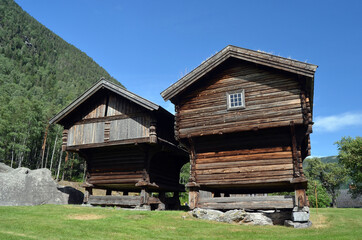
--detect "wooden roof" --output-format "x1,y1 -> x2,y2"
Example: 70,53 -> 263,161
49,79 -> 160,125
161,45 -> 318,102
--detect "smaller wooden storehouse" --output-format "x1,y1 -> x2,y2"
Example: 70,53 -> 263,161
50,79 -> 188,209
161,45 -> 317,212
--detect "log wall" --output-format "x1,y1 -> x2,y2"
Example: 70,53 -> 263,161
176,59 -> 304,139
85,146 -> 145,188
195,146 -> 293,187
188,127 -> 304,192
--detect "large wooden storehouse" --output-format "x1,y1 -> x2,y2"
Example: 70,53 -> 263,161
161,45 -> 317,211
50,79 -> 188,209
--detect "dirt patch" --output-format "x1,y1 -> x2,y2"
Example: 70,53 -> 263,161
68,214 -> 106,220
312,215 -> 328,228
0,231 -> 37,239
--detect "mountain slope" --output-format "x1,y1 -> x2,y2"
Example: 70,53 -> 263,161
0,0 -> 123,171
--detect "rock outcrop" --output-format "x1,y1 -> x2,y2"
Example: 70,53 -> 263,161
191,208 -> 311,227
191,208 -> 285,226
0,163 -> 83,206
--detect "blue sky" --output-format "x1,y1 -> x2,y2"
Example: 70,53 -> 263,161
14,0 -> 362,157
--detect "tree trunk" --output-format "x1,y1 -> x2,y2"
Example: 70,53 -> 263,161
11,137 -> 15,168
18,153 -> 24,168
69,153 -> 74,180
332,191 -> 337,208
44,143 -> 50,168
40,125 -> 49,169
49,135 -> 58,172
56,150 -> 63,181
11,150 -> 14,168
18,133 -> 28,168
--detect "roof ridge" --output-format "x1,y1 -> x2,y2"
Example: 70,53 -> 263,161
161,45 -> 318,101
49,79 -> 159,125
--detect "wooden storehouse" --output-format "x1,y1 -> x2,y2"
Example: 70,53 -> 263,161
50,79 -> 188,209
161,45 -> 317,210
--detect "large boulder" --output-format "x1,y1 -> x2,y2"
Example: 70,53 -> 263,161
0,162 -> 13,173
243,213 -> 273,225
191,208 -> 274,225
0,164 -> 83,206
191,208 -> 292,226
192,208 -> 224,221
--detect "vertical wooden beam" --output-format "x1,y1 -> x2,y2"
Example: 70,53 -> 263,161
62,129 -> 68,151
188,137 -> 197,183
157,192 -> 166,210
173,192 -> 180,210
295,188 -> 307,208
144,145 -> 151,183
297,148 -> 304,177
186,137 -> 200,209
290,121 -> 301,178
174,105 -> 180,140
84,187 -> 93,203
149,122 -> 157,143
189,187 -> 199,210
140,188 -> 149,206
104,121 -> 110,142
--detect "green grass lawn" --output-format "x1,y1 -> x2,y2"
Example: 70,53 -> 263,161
0,206 -> 361,240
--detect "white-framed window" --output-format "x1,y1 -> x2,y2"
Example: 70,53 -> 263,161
227,90 -> 245,110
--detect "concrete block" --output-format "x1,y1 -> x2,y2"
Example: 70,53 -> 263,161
292,211 -> 310,222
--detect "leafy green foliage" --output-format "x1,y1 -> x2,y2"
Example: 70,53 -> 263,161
0,0 -> 123,179
304,157 -> 348,207
179,162 -> 190,205
336,136 -> 362,197
306,180 -> 331,208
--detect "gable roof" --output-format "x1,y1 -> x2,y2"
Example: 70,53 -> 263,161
49,79 -> 159,125
161,45 -> 318,102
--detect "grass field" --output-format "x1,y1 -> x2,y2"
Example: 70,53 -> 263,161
0,206 -> 361,240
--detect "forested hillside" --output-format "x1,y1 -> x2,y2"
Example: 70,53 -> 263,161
0,0 -> 123,178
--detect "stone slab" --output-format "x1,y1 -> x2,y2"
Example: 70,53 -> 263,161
292,211 -> 310,222
285,220 -> 312,228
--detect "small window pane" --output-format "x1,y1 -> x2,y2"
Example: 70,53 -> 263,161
228,90 -> 245,109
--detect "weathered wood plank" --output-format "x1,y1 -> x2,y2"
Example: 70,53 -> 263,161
197,146 -> 291,158
89,195 -> 142,206
196,151 -> 292,164
195,164 -> 293,175
198,196 -> 294,209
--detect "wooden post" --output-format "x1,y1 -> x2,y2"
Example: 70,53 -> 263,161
104,121 -> 110,142
140,188 -> 149,206
173,191 -> 180,210
62,129 -> 68,151
189,187 -> 199,209
84,187 -> 93,203
188,137 -> 197,183
290,122 -> 301,178
149,122 -> 157,143
295,188 -> 307,208
157,192 -> 166,210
